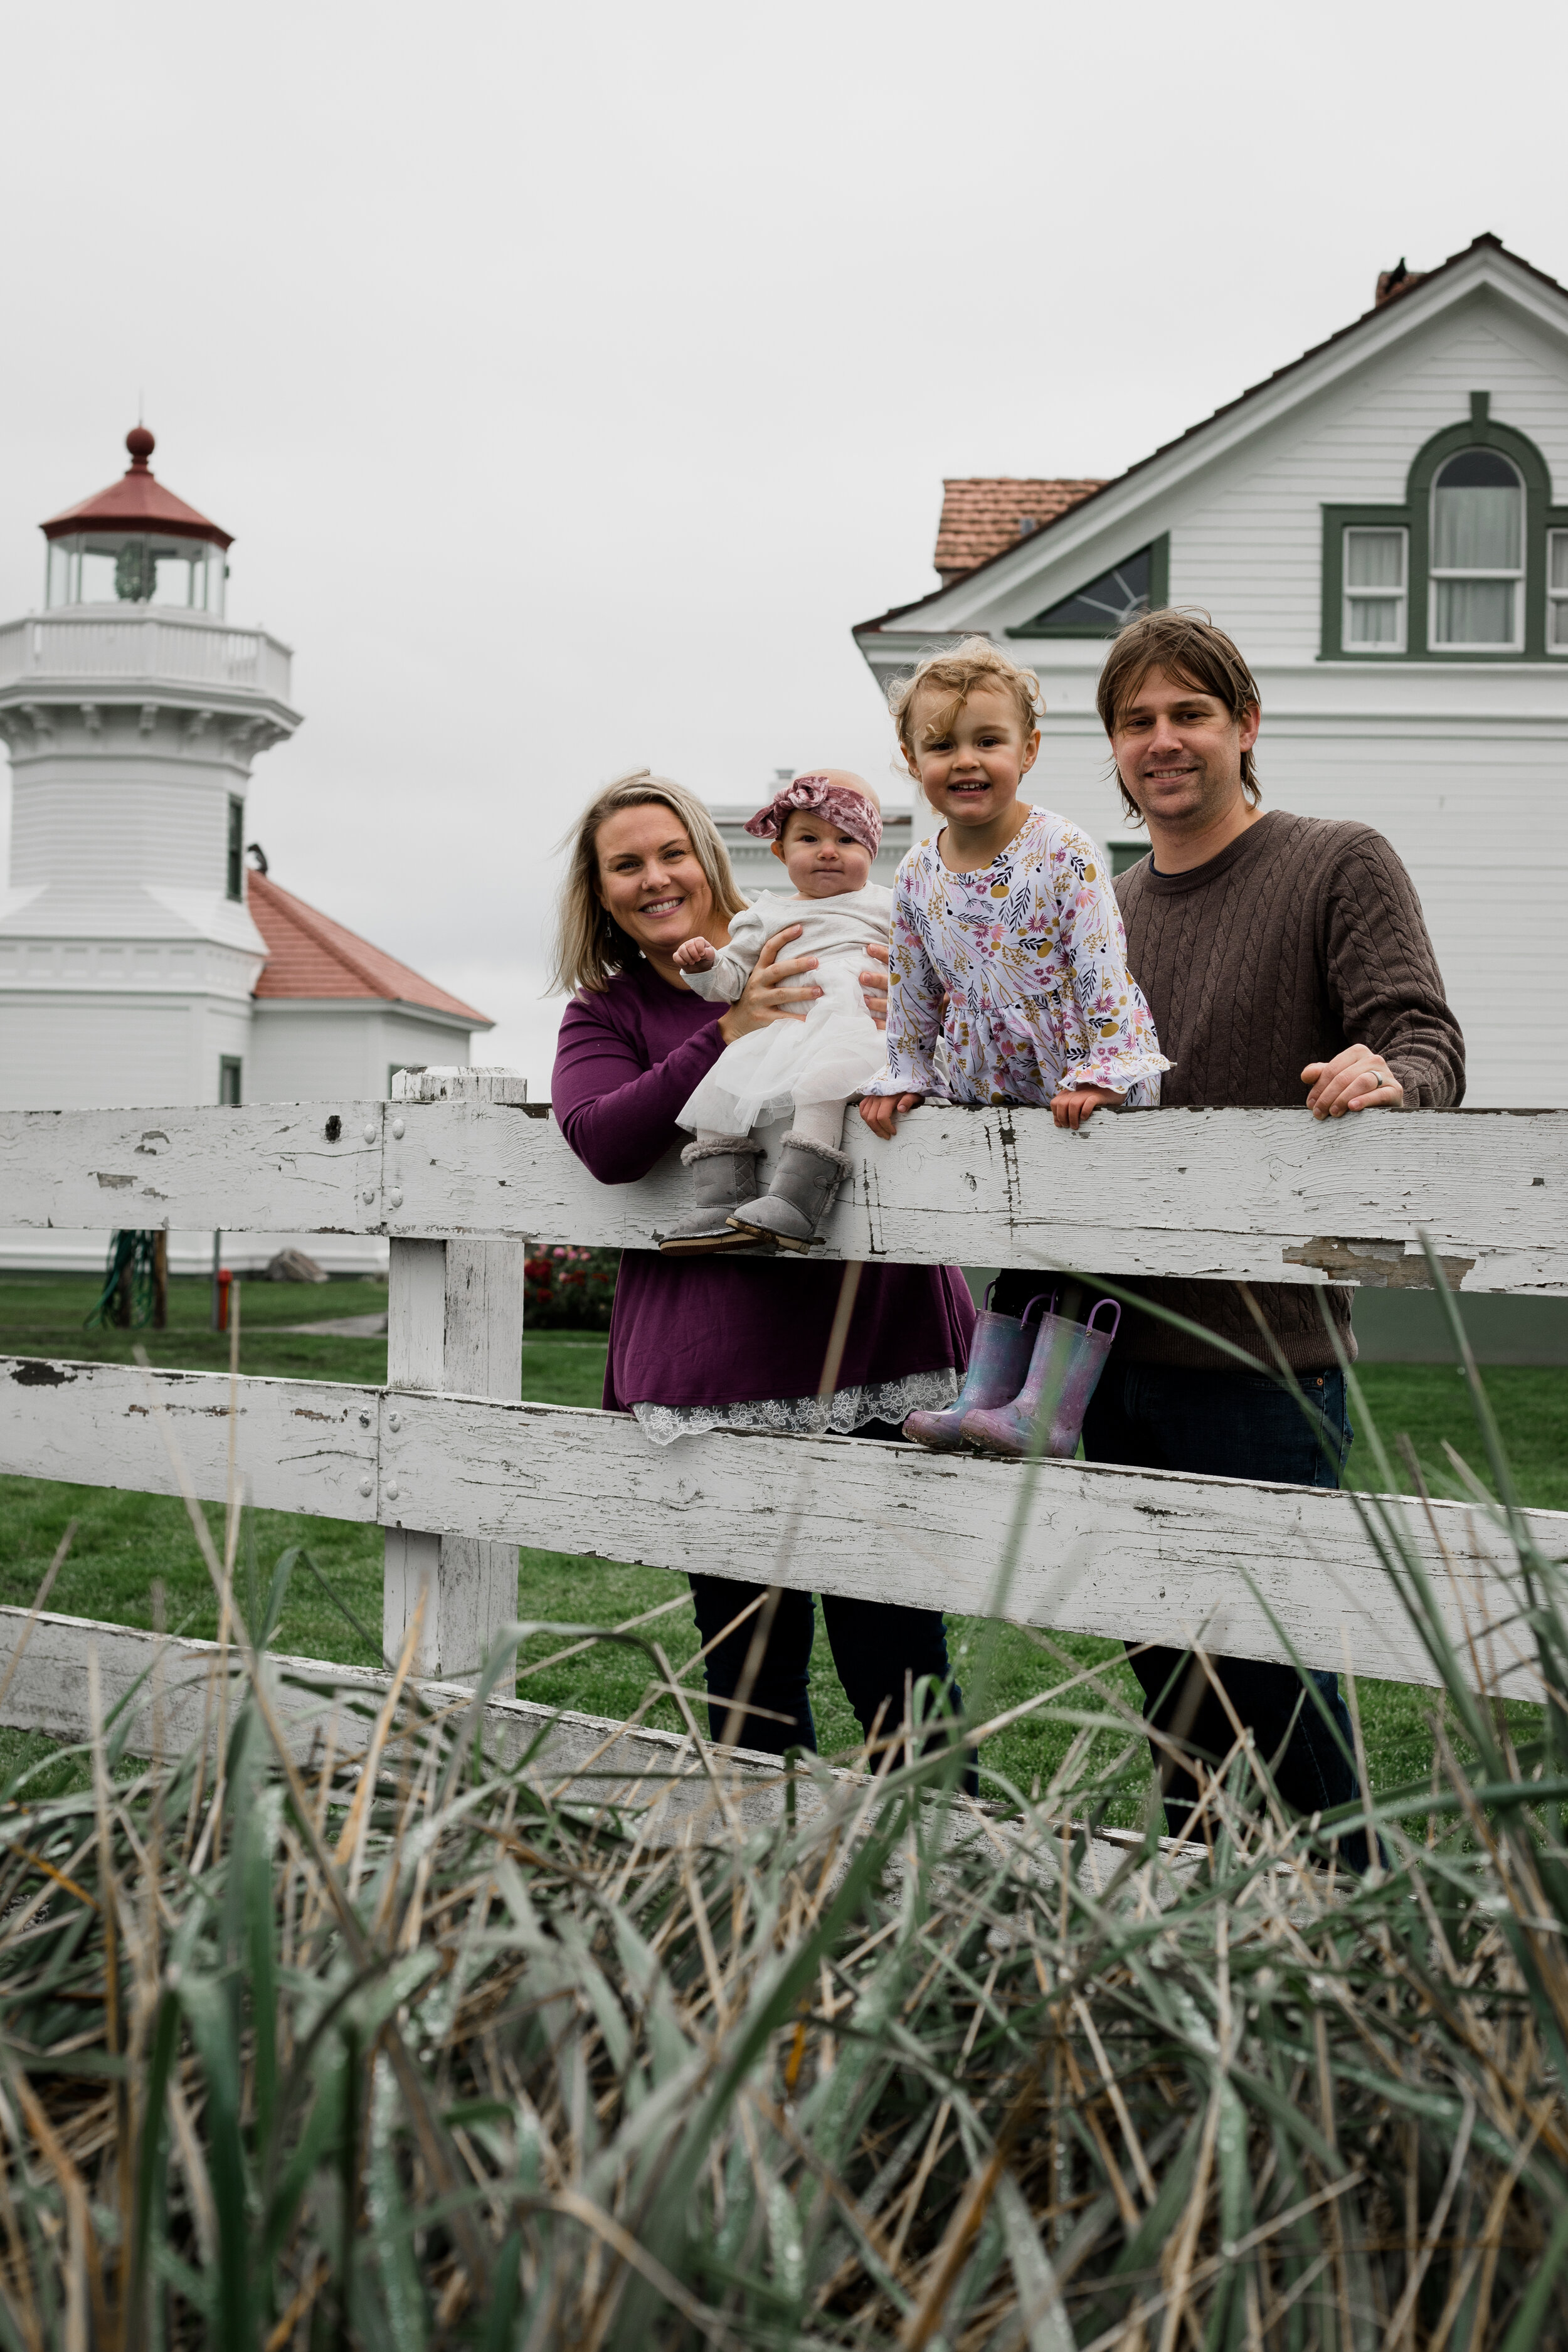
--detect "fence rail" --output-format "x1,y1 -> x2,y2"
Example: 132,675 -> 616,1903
3,1093 -> 1565,1290
1,1074 -> 1565,1746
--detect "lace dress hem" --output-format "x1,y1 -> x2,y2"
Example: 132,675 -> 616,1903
630,1367 -> 958,1448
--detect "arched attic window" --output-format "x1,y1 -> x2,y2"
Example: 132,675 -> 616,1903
1321,396 -> 1568,660
1429,448 -> 1524,650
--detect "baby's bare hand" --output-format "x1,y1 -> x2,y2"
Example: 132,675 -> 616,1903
674,938 -> 715,972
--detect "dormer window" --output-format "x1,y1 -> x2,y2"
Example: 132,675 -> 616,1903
1429,449 -> 1523,649
1322,398 -> 1567,661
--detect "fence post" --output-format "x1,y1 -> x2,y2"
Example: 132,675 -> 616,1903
384,1068 -> 527,1683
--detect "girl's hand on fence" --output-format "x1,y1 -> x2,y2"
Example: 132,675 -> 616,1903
859,940 -> 890,1029
859,1093 -> 923,1139
718,926 -> 820,1043
1051,1086 -> 1125,1130
1302,1045 -> 1405,1119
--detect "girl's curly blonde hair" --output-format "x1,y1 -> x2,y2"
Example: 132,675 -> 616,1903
888,636 -> 1045,755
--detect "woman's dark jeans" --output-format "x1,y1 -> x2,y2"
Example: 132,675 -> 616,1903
1081,1359 -> 1367,1858
688,1419 -> 973,1786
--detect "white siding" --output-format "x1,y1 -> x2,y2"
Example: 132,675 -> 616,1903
0,994 -> 201,1112
247,1003 -> 473,1104
1167,299 -> 1568,654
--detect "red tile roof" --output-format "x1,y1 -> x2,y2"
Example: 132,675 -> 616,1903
247,869 -> 491,1025
933,478 -> 1105,581
43,426 -> 233,549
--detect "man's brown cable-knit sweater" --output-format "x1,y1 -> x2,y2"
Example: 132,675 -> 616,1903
1104,808 -> 1466,1371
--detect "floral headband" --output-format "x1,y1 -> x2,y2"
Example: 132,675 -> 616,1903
743,774 -> 882,858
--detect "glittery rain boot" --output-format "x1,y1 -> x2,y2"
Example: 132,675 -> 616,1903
961,1299 -> 1121,1459
657,1136 -> 768,1255
902,1286 -> 1055,1451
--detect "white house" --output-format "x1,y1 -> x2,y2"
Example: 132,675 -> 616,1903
0,425 -> 490,1269
852,236 -> 1568,1109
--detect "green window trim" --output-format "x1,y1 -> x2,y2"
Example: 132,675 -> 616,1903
1006,534 -> 1170,639
1320,393 -> 1568,661
218,1056 -> 242,1107
225,795 -> 244,901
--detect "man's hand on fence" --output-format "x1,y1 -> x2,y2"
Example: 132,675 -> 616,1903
1302,1044 -> 1405,1119
859,1092 -> 924,1138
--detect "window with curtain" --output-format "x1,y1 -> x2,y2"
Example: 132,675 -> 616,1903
1429,448 -> 1524,649
1550,531 -> 1568,654
1343,526 -> 1407,650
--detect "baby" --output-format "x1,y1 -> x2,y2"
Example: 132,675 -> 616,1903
658,771 -> 890,1254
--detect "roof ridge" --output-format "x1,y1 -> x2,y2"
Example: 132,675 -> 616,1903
856,233 -> 1565,635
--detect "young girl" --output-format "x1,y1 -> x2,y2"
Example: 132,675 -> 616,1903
659,771 -> 891,1254
860,637 -> 1170,1453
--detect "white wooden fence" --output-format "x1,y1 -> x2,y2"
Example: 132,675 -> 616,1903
2,1068 -> 1565,1754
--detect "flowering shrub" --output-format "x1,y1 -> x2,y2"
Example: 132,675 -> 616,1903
523,1243 -> 619,1330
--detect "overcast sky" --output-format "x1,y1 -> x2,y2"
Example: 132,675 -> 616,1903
1,0 -> 1563,1089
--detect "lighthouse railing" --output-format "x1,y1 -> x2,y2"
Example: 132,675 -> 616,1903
0,612 -> 292,700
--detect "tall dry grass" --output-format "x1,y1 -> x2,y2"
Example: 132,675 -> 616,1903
0,1258 -> 1562,2345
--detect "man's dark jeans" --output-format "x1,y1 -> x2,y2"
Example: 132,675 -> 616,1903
1082,1361 -> 1364,1853
688,1419 -> 973,1786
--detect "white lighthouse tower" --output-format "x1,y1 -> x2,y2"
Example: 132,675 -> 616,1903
0,425 -> 299,1114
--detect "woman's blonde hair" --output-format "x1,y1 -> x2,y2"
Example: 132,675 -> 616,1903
549,770 -> 746,997
888,635 -> 1046,756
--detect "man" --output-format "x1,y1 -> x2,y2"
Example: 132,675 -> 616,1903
1084,607 -> 1463,1848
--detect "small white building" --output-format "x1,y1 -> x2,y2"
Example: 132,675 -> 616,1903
0,426 -> 490,1269
852,235 -> 1568,1108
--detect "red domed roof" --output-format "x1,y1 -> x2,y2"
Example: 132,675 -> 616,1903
41,426 -> 233,549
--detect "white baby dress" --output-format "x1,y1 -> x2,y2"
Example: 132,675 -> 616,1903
677,884 -> 893,1135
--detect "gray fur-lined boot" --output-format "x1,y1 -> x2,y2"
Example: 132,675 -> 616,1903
727,1132 -> 851,1253
658,1137 -> 768,1256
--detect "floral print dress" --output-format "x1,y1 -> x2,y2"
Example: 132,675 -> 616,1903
865,806 -> 1171,1106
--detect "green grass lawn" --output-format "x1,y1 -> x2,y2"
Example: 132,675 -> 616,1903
1,1271 -> 1561,1816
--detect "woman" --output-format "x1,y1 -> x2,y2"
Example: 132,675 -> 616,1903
550,768 -> 976,1764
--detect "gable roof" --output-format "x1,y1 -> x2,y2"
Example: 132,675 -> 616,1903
855,234 -> 1568,637
934,479 -> 1105,581
247,869 -> 491,1025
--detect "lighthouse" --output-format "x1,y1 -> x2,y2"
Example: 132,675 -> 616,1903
0,426 -> 490,1269
0,426 -> 296,1115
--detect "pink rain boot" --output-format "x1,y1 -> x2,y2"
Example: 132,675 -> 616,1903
961,1299 -> 1121,1459
903,1288 -> 1054,1451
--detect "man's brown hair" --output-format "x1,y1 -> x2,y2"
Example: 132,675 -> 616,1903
1096,608 -> 1262,822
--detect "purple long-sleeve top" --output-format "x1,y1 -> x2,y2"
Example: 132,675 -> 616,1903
551,960 -> 975,1412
